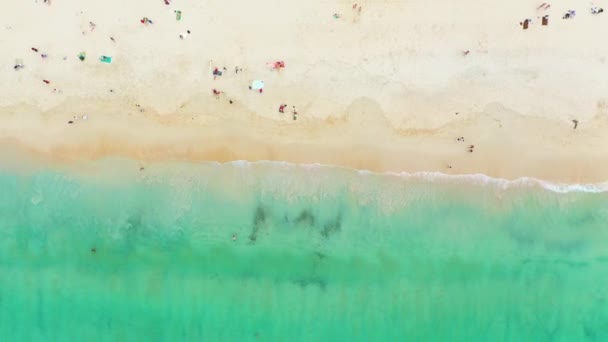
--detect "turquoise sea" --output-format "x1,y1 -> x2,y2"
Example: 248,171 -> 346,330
1,158 -> 608,341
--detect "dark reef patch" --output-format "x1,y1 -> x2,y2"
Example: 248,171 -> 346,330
582,323 -> 596,340
249,205 -> 267,243
294,209 -> 315,226
293,277 -> 327,290
126,214 -> 142,232
314,251 -> 326,260
321,213 -> 342,238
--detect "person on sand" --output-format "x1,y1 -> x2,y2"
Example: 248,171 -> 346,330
562,10 -> 575,19
179,30 -> 191,40
572,119 -> 579,129
292,106 -> 298,120
213,67 -> 222,79
279,104 -> 286,113
542,15 -> 549,26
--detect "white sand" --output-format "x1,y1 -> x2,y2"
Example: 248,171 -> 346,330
1,0 -> 608,182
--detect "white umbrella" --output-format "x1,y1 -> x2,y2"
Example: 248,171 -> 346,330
250,80 -> 264,90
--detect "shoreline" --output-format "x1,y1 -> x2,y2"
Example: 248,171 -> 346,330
2,144 -> 607,194
1,96 -> 607,186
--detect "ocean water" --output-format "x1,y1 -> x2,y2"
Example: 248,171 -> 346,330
1,159 -> 608,341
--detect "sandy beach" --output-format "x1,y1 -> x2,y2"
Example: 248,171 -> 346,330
1,0 -> 608,183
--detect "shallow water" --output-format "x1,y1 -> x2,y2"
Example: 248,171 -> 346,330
1,159 -> 608,341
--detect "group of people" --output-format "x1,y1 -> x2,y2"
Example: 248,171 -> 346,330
523,3 -> 604,28
563,7 -> 604,19
209,61 -> 301,121
279,104 -> 298,120
455,137 -> 475,153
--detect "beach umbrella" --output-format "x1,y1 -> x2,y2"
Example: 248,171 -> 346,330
250,80 -> 264,90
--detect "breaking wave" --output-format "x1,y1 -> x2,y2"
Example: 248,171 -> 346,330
223,160 -> 608,193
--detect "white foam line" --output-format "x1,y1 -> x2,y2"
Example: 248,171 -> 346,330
218,160 -> 608,194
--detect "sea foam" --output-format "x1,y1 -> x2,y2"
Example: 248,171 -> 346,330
222,160 -> 608,193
